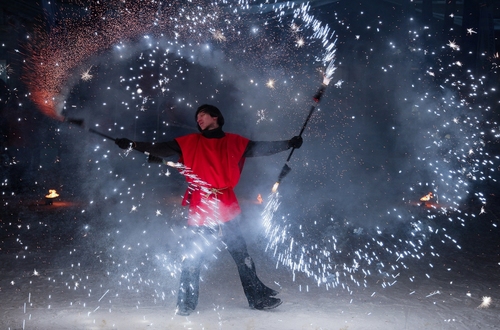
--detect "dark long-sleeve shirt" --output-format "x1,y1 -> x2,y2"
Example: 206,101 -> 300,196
133,127 -> 291,159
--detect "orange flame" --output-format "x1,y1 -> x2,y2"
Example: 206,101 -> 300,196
30,90 -> 63,120
45,189 -> 60,199
420,192 -> 433,202
256,194 -> 263,204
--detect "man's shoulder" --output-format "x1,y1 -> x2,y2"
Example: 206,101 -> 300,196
225,133 -> 249,144
225,132 -> 247,140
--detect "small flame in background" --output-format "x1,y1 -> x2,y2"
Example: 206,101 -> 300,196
420,192 -> 433,202
256,194 -> 263,204
45,189 -> 60,199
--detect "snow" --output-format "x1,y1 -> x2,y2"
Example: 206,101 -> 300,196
1,197 -> 499,330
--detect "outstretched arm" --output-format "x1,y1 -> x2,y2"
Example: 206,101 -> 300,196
244,136 -> 302,157
115,138 -> 181,158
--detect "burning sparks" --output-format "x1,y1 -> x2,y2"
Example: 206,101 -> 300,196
80,66 -> 93,81
447,40 -> 460,51
290,23 -> 301,32
0,63 -> 13,76
211,30 -> 226,42
478,296 -> 492,309
256,109 -> 267,124
256,194 -> 263,204
13,0 -> 499,319
45,189 -> 59,199
334,79 -> 344,88
426,290 -> 441,298
420,192 -> 433,202
23,0 -> 337,122
466,28 -> 477,35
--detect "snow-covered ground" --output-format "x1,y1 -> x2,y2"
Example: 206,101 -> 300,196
1,196 -> 499,330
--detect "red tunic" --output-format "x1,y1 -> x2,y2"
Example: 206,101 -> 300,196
175,133 -> 249,226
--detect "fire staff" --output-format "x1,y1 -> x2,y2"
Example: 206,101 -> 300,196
115,104 -> 302,316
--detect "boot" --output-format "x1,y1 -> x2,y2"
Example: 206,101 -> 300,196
253,296 -> 283,310
236,256 -> 281,309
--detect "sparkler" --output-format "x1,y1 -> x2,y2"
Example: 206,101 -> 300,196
65,118 -> 175,166
272,73 -> 332,193
8,1 -> 499,327
45,190 -> 60,199
478,296 -> 492,309
80,66 -> 94,81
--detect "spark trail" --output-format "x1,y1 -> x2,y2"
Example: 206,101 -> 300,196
18,0 -> 342,315
15,0 -> 500,320
259,9 -> 499,293
23,0 -> 337,119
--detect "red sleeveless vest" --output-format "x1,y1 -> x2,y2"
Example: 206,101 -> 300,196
175,133 -> 249,226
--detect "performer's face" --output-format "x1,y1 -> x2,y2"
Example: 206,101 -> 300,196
197,111 -> 219,131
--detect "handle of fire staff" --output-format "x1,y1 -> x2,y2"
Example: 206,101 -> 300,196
272,83 -> 327,193
88,128 -> 116,141
64,118 -> 174,167
65,118 -> 117,141
64,118 -> 170,165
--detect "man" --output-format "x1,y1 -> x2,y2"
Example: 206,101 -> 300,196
115,104 -> 303,316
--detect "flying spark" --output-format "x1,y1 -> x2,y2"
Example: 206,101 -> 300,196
13,0 -> 499,319
211,30 -> 226,42
478,296 -> 492,309
81,66 -> 93,81
466,28 -> 477,35
447,40 -> 460,51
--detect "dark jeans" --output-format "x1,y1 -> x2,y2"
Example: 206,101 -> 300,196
176,218 -> 274,310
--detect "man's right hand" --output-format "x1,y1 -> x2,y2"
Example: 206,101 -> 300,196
115,138 -> 134,149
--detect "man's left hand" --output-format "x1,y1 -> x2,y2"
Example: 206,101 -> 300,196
288,136 -> 303,149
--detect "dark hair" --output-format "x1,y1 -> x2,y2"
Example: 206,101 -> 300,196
195,104 -> 225,131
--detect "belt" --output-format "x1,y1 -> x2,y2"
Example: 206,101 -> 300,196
203,186 -> 229,199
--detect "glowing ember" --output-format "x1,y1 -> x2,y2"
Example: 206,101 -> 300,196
478,296 -> 492,309
420,192 -> 433,202
80,66 -> 93,81
45,189 -> 60,199
211,30 -> 226,42
256,194 -> 263,204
